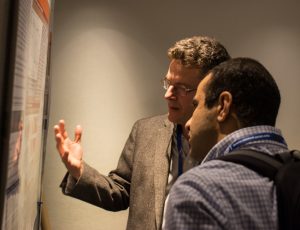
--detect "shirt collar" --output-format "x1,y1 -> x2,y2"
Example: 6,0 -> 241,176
202,125 -> 288,164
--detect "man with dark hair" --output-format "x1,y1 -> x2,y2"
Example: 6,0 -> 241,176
54,36 -> 230,230
164,57 -> 288,229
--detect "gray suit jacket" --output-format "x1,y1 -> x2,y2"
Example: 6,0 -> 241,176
60,114 -> 174,230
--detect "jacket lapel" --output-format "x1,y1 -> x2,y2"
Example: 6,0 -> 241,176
154,118 -> 173,229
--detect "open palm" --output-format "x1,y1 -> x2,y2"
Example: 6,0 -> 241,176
54,120 -> 83,179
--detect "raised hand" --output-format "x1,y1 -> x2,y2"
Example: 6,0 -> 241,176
54,120 -> 83,179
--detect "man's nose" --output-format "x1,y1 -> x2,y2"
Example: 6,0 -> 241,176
185,118 -> 191,132
164,85 -> 176,99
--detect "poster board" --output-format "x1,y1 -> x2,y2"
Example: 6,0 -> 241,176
0,0 -> 52,229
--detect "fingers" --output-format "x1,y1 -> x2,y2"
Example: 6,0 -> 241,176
53,119 -> 82,153
74,125 -> 82,143
54,124 -> 60,136
59,120 -> 68,139
55,132 -> 66,157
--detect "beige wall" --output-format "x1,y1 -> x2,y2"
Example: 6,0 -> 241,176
43,1 -> 300,229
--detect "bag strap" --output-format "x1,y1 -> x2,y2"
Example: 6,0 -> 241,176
219,149 -> 300,230
217,149 -> 284,179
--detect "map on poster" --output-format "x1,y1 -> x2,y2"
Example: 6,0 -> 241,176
1,0 -> 51,229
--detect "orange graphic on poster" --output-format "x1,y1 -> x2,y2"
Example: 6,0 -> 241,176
33,0 -> 50,24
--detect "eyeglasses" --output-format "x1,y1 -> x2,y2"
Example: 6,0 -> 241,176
162,78 -> 197,96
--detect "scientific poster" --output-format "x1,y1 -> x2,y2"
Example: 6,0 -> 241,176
1,0 -> 51,229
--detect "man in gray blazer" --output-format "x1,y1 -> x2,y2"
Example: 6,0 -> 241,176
54,36 -> 230,230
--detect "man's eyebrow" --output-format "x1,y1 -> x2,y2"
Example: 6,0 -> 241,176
167,79 -> 190,87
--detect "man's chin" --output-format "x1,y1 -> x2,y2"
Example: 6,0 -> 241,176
167,113 -> 176,123
167,112 -> 184,124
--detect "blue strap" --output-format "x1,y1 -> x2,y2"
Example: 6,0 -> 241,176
228,132 -> 287,152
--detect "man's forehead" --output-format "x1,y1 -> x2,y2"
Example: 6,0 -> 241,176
197,73 -> 212,92
169,59 -> 200,74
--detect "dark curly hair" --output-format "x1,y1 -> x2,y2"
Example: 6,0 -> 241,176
204,57 -> 281,127
168,36 -> 230,77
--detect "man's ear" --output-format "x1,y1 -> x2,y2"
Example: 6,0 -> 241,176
217,91 -> 232,122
